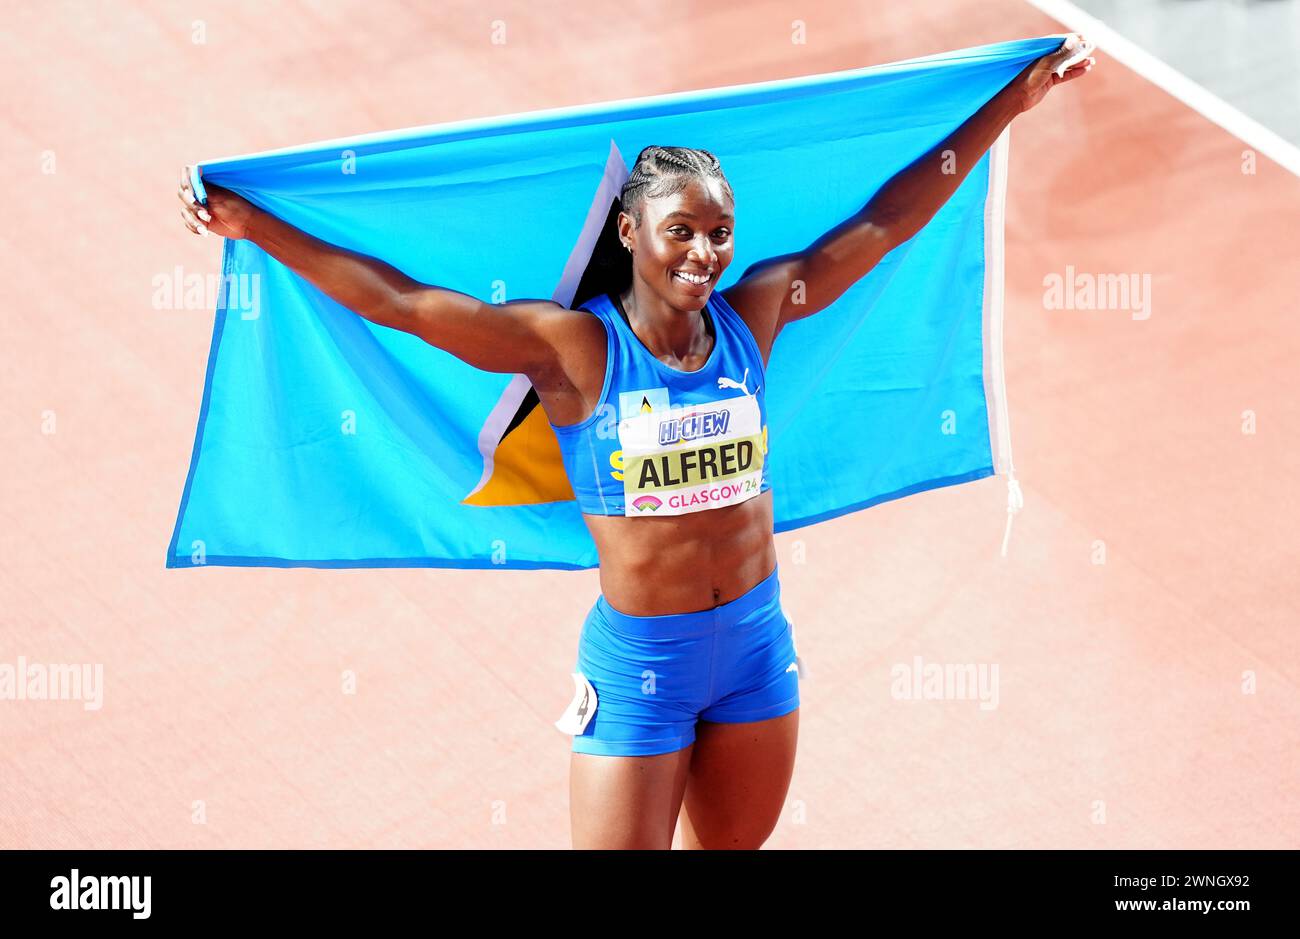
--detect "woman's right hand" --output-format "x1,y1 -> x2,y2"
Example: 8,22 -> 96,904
177,165 -> 259,240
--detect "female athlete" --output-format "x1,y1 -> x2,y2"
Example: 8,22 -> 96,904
177,38 -> 1093,849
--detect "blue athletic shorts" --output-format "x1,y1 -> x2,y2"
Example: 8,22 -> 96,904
567,563 -> 801,757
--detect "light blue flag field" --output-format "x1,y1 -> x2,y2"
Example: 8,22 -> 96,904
169,36 -> 1059,570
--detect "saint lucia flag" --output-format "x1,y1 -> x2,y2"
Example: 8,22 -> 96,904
168,36 -> 1059,570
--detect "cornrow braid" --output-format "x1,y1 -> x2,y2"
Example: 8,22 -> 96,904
620,145 -> 733,229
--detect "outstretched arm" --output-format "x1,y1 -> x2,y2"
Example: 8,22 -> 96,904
176,167 -> 570,378
723,35 -> 1096,353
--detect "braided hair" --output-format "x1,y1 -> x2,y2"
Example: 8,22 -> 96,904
569,146 -> 733,309
620,146 -> 734,228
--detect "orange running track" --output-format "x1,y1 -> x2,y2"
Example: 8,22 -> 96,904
1,0 -> 1296,848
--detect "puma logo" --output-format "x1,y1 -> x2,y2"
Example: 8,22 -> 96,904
785,661 -> 799,674
718,368 -> 751,395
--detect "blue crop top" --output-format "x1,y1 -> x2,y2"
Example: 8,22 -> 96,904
550,290 -> 771,517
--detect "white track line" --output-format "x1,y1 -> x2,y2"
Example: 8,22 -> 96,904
1025,0 -> 1300,178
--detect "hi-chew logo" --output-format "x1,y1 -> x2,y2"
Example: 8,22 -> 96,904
658,408 -> 731,446
50,869 -> 151,919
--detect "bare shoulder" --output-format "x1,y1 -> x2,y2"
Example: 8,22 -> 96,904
528,299 -> 605,365
487,298 -> 605,384
500,300 -> 608,428
720,258 -> 800,365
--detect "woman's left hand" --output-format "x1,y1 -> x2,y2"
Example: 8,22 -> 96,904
1014,34 -> 1097,113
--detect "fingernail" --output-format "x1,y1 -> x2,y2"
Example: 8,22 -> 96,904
199,224 -> 209,236
199,209 -> 212,222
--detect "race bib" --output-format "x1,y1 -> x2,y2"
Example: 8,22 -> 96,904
618,395 -> 764,517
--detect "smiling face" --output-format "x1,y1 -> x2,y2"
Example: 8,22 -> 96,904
619,175 -> 735,306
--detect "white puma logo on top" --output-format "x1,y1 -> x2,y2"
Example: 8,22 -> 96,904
718,368 -> 751,395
